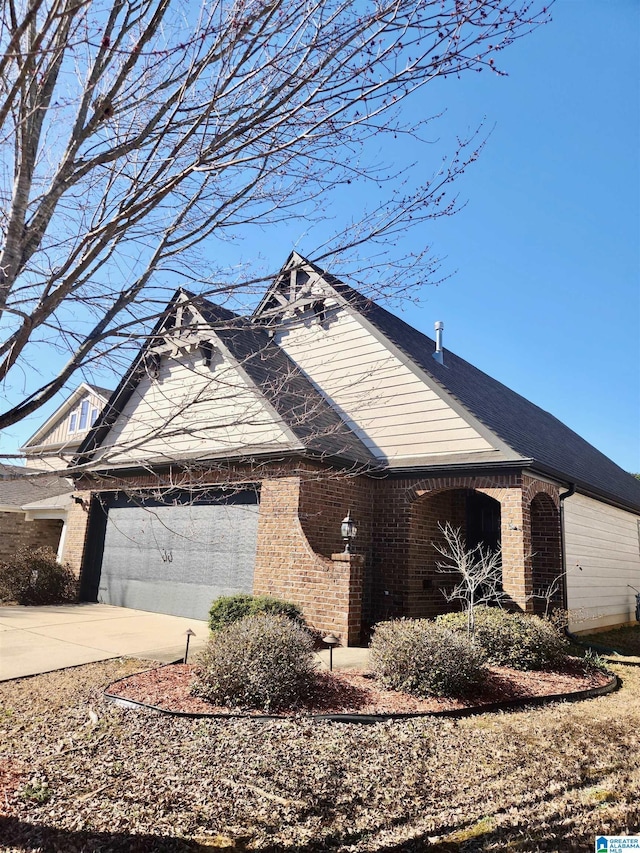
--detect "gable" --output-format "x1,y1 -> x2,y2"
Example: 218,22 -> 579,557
274,301 -> 495,462
92,335 -> 298,466
255,255 -> 499,464
21,384 -> 112,470
253,254 -> 640,512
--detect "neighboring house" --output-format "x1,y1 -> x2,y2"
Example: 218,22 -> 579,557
0,464 -> 73,563
62,253 -> 640,642
20,383 -> 112,471
0,384 -> 112,565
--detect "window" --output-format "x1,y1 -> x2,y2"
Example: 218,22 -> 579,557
90,407 -> 98,426
69,412 -> 77,433
78,400 -> 89,430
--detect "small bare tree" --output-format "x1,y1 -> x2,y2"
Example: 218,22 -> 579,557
526,571 -> 565,620
434,521 -> 503,639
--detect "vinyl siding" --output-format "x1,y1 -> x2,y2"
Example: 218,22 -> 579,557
94,348 -> 294,464
565,493 -> 640,631
29,389 -> 106,449
275,302 -> 494,462
22,389 -> 108,470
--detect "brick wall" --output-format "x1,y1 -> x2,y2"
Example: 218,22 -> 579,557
407,488 -> 467,619
61,493 -> 92,577
0,511 -> 63,562
297,472 -> 374,635
369,472 -> 562,620
252,476 -> 366,644
523,477 -> 562,613
68,463 -> 563,643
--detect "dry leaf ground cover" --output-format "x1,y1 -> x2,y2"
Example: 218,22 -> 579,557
0,659 -> 638,853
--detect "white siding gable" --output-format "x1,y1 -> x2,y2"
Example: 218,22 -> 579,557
23,386 -> 108,470
565,493 -> 640,631
94,346 -> 296,465
274,299 -> 494,462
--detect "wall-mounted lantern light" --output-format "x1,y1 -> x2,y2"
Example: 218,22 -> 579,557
341,510 -> 357,554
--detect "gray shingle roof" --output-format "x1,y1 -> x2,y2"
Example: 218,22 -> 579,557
0,471 -> 72,509
326,275 -> 640,512
86,384 -> 113,400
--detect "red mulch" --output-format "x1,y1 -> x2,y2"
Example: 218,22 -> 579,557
106,658 -> 612,717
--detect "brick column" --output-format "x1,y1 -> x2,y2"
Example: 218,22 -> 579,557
495,489 -> 532,611
253,478 -> 366,644
330,552 -> 364,646
60,491 -> 92,579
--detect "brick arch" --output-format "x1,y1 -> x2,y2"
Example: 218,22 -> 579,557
406,483 -> 506,620
523,478 -> 560,509
406,473 -> 521,504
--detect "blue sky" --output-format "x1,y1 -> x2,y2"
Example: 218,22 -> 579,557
5,0 -> 639,473
416,0 -> 640,474
249,0 -> 640,473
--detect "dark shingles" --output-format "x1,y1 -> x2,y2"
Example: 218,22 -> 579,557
0,470 -> 72,508
85,384 -> 113,400
329,278 -> 640,512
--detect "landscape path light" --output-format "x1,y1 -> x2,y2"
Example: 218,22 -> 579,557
341,510 -> 357,554
322,633 -> 340,672
184,628 -> 196,664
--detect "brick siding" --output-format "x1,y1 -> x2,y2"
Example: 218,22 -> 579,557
68,463 -> 563,643
0,511 -> 63,562
253,476 -> 365,644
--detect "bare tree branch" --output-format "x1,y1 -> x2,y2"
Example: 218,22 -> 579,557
0,0 -> 550,433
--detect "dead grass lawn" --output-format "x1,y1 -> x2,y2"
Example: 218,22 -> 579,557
578,624 -> 640,657
0,658 -> 639,852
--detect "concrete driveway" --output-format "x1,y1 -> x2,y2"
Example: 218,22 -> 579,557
0,603 -> 210,682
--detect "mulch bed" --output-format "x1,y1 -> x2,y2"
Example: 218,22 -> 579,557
106,657 -> 612,717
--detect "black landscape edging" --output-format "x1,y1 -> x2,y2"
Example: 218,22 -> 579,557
103,667 -> 620,725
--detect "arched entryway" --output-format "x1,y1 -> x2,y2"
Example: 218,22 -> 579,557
529,492 -> 563,616
408,488 -> 502,619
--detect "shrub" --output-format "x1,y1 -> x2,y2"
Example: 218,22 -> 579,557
0,546 -> 76,605
369,619 -> 487,698
208,593 -> 304,632
436,606 -> 568,670
193,613 -> 316,711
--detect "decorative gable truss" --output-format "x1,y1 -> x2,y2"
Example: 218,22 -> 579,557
253,253 -> 333,324
90,293 -> 300,467
253,253 -> 500,465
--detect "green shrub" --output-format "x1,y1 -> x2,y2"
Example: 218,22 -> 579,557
436,606 -> 568,670
208,593 -> 303,632
0,546 -> 76,605
193,613 -> 316,711
369,618 -> 487,698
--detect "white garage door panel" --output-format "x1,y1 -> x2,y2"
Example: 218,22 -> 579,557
98,502 -> 259,620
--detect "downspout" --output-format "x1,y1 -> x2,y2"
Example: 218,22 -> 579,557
559,483 -> 576,610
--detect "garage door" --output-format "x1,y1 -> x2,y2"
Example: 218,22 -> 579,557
82,490 -> 259,620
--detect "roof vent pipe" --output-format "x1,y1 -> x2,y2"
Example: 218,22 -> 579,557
433,321 -> 444,365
